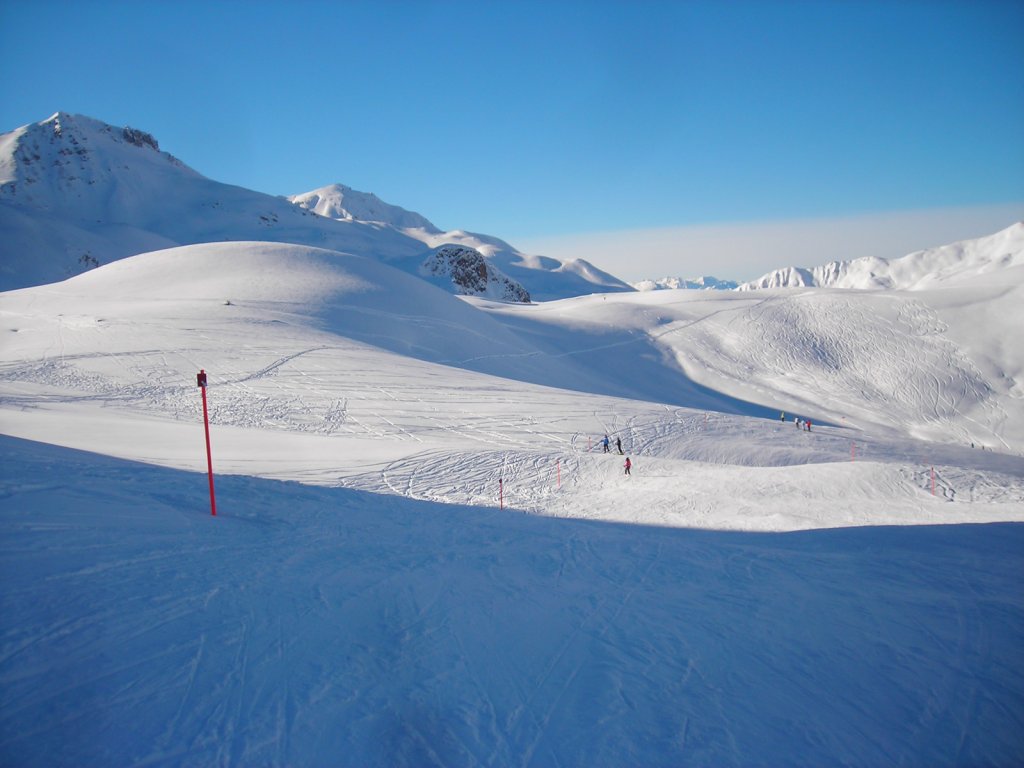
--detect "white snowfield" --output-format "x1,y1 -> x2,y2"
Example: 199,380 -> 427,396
2,239 -> 1023,766
1,241 -> 1022,532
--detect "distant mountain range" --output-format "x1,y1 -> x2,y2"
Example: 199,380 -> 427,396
0,113 -> 630,300
737,223 -> 1024,291
2,112 -> 1021,300
632,276 -> 739,291
629,224 -> 1023,293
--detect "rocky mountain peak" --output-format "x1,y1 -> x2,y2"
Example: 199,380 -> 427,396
420,245 -> 531,303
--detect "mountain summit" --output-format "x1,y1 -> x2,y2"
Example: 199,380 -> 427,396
289,183 -> 438,232
0,111 -> 200,227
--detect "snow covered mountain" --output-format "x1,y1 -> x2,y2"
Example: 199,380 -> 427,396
632,275 -> 739,291
738,222 -> 1024,290
285,185 -> 534,301
0,112 -> 630,300
289,183 -> 632,301
288,182 -> 439,231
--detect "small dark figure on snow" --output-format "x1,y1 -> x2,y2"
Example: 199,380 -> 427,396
624,457 -> 632,475
602,434 -> 610,453
616,437 -> 623,454
806,419 -> 812,432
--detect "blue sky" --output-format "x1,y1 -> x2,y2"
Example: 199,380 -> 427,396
2,0 -> 1022,279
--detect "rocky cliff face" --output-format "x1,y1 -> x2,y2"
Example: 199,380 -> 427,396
420,245 -> 531,303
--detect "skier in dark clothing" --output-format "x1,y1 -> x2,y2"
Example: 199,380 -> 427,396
616,437 -> 623,454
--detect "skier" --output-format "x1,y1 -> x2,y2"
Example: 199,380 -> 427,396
602,434 -> 610,453
794,416 -> 800,429
780,411 -> 786,422
616,437 -> 623,454
806,419 -> 812,432
624,457 -> 632,476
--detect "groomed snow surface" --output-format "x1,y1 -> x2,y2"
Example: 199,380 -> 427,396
2,242 -> 1023,766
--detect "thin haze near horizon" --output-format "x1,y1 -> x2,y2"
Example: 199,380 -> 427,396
1,0 -> 1022,282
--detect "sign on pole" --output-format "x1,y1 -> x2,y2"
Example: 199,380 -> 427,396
197,370 -> 217,516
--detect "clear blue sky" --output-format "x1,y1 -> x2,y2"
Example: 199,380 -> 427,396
1,0 -> 1022,278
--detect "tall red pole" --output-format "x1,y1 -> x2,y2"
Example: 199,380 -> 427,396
198,370 -> 217,516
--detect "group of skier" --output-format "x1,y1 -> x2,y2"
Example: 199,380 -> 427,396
600,433 -> 631,475
780,411 -> 812,432
600,434 -> 624,455
601,408 -> 818,480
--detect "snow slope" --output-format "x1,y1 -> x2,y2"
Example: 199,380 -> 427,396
476,265 -> 1024,453
739,222 -> 1024,290
2,241 -> 1022,528
0,113 -> 626,300
2,435 -> 1021,767
2,240 -> 1024,766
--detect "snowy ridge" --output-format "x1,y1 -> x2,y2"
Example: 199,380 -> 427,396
0,113 -> 629,300
289,182 -> 438,231
0,111 -> 199,197
304,201 -> 635,302
0,113 -> 424,290
739,221 -> 1024,290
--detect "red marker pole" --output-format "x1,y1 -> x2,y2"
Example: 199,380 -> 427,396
197,370 -> 217,516
557,459 -> 561,488
931,466 -> 936,497
851,442 -> 856,462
